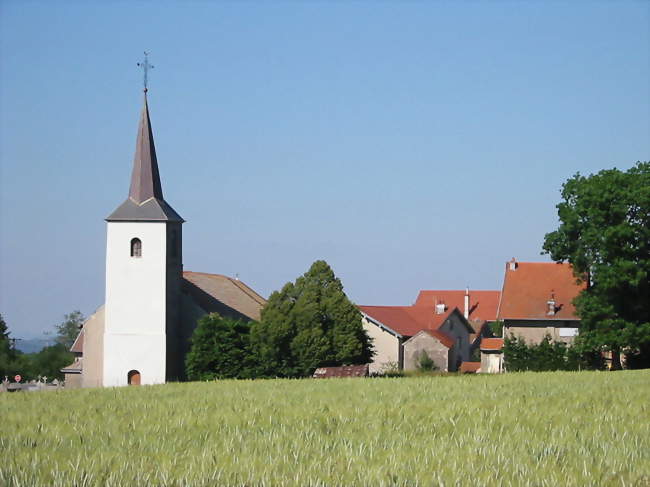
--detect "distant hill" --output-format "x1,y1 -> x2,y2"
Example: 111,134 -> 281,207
15,338 -> 55,354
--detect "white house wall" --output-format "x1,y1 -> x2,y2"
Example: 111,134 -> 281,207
504,320 -> 580,345
481,352 -> 503,373
104,221 -> 168,386
362,316 -> 400,374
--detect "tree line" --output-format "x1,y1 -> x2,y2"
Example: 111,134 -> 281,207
0,311 -> 83,381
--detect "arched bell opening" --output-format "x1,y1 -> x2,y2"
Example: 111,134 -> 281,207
130,238 -> 142,258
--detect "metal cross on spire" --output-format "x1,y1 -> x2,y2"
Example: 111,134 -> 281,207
137,51 -> 154,92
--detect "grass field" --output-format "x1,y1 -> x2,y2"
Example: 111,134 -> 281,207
1,370 -> 649,486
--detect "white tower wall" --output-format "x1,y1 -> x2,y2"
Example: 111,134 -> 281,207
103,221 -> 168,386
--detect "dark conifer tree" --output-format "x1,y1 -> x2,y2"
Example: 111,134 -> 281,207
250,260 -> 374,377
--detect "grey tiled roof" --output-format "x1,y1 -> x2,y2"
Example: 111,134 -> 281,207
106,197 -> 183,222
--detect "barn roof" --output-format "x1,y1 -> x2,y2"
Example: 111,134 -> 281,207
183,271 -> 267,322
460,361 -> 481,373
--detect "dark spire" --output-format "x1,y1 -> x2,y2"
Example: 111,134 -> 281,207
106,93 -> 183,223
129,94 -> 164,203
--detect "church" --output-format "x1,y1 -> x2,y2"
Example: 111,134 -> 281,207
62,91 -> 266,388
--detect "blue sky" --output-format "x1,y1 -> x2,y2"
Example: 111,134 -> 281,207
1,1 -> 648,339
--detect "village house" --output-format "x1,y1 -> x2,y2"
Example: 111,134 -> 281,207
497,259 -> 585,345
63,92 -> 266,388
359,288 -> 500,373
414,289 -> 500,351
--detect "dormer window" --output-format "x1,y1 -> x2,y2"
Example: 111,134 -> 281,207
130,238 -> 142,258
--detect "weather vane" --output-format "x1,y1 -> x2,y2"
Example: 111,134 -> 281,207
137,51 -> 154,92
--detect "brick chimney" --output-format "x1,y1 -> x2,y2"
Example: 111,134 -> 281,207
464,287 -> 470,319
434,298 -> 446,315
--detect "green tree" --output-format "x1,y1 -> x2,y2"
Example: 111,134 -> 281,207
0,314 -> 17,377
503,335 -> 602,372
250,260 -> 374,377
543,162 -> 650,369
489,320 -> 504,337
416,351 -> 437,371
185,313 -> 255,380
28,344 -> 73,381
55,311 -> 85,349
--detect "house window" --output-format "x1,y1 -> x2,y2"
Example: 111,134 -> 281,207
130,238 -> 142,258
559,328 -> 579,337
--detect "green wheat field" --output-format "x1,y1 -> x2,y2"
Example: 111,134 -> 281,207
1,370 -> 649,486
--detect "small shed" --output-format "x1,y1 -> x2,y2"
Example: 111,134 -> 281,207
480,338 -> 504,373
402,329 -> 454,372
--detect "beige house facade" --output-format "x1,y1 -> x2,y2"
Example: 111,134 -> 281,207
361,315 -> 401,374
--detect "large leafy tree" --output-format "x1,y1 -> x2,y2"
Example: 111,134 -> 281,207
28,344 -> 74,381
543,162 -> 650,368
185,313 -> 255,380
55,311 -> 85,349
250,260 -> 374,377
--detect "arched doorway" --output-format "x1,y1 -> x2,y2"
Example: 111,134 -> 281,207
127,370 -> 141,386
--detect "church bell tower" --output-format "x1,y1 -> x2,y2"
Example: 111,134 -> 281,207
103,85 -> 184,386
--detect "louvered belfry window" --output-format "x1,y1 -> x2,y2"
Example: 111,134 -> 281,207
130,238 -> 142,258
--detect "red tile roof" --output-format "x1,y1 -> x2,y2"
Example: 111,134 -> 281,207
497,261 -> 585,321
313,365 -> 369,378
480,338 -> 504,351
414,290 -> 500,324
460,361 -> 481,373
358,305 -> 456,337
